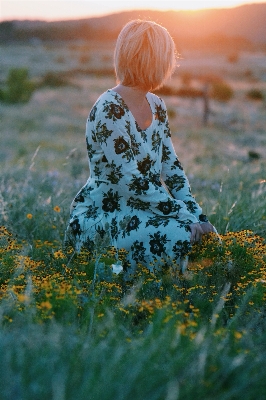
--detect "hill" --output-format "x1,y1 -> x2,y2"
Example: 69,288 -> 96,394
1,3 -> 266,49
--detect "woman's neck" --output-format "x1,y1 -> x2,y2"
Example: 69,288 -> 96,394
112,84 -> 148,109
112,84 -> 152,130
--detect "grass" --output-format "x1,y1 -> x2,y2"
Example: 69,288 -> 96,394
0,213 -> 266,399
0,42 -> 266,399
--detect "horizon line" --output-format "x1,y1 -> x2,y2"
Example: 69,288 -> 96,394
1,2 -> 265,23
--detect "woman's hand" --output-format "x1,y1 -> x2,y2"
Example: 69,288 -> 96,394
189,222 -> 215,243
200,222 -> 216,235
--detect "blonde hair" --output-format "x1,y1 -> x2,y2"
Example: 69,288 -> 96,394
114,20 -> 177,91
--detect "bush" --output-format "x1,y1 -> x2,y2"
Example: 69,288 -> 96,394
0,68 -> 35,104
176,87 -> 203,98
246,89 -> 264,101
154,86 -> 203,98
79,54 -> 90,64
211,81 -> 233,102
167,108 -> 176,119
180,72 -> 192,86
40,71 -> 70,87
227,52 -> 239,63
154,85 -> 175,96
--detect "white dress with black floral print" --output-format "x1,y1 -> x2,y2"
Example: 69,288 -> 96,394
65,89 -> 208,275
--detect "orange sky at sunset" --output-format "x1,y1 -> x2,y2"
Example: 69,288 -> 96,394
1,0 -> 266,21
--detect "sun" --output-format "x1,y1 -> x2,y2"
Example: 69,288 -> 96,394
150,0 -> 245,10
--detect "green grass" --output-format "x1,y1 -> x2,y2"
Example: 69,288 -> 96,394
0,157 -> 266,399
1,43 -> 266,399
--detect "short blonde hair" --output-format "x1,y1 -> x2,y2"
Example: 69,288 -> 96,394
114,20 -> 177,91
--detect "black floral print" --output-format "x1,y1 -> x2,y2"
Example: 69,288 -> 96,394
114,136 -> 129,154
85,205 -> 99,219
106,161 -> 123,184
149,172 -> 162,187
74,193 -> 85,203
156,198 -> 180,215
137,155 -> 153,174
102,189 -> 121,213
162,143 -> 171,163
93,164 -> 101,179
127,215 -> 141,232
149,232 -> 169,256
173,239 -> 191,258
65,89 -> 207,276
131,240 -> 146,262
199,214 -> 209,223
146,216 -> 170,228
164,120 -> 171,138
140,130 -> 147,143
86,140 -> 96,160
93,121 -> 113,145
103,102 -> 125,120
151,130 -> 162,153
184,200 -> 198,214
111,217 -> 119,240
154,103 -> 167,125
128,175 -> 150,195
69,218 -> 81,236
89,103 -> 98,122
164,174 -> 186,192
172,158 -> 184,171
95,226 -> 106,238
127,197 -> 151,211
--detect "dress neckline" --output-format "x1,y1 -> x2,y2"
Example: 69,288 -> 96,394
108,89 -> 154,132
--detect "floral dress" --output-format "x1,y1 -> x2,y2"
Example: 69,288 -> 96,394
65,89 -> 208,275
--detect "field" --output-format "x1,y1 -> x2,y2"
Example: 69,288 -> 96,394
1,40 -> 266,399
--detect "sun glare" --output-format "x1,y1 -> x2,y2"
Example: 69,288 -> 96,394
1,0 -> 265,21
149,0 -> 246,10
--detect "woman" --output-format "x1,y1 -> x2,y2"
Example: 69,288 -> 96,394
65,19 -> 215,277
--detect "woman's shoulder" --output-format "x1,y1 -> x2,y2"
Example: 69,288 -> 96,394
147,91 -> 166,109
88,89 -> 127,123
94,89 -> 125,108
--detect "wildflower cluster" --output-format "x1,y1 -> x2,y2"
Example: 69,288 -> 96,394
0,226 -> 266,337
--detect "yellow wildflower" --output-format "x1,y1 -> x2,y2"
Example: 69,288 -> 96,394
40,301 -> 52,310
234,331 -> 242,340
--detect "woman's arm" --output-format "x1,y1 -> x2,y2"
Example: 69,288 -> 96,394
160,104 -> 208,223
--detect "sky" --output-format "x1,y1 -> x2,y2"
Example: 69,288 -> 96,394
1,0 -> 265,21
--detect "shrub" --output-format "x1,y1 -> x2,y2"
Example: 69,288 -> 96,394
211,81 -> 233,102
55,55 -> 65,63
176,87 -> 203,98
0,68 -> 35,104
0,88 -> 5,101
180,72 -> 192,86
40,71 -> 70,87
167,108 -> 176,119
154,86 -> 203,98
246,89 -> 264,101
227,52 -> 239,63
154,85 -> 175,96
79,54 -> 90,64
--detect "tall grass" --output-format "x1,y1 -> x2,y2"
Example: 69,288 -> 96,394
1,304 -> 266,400
0,159 -> 266,399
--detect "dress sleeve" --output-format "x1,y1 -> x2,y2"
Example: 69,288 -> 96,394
88,99 -> 199,224
160,104 -> 208,223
